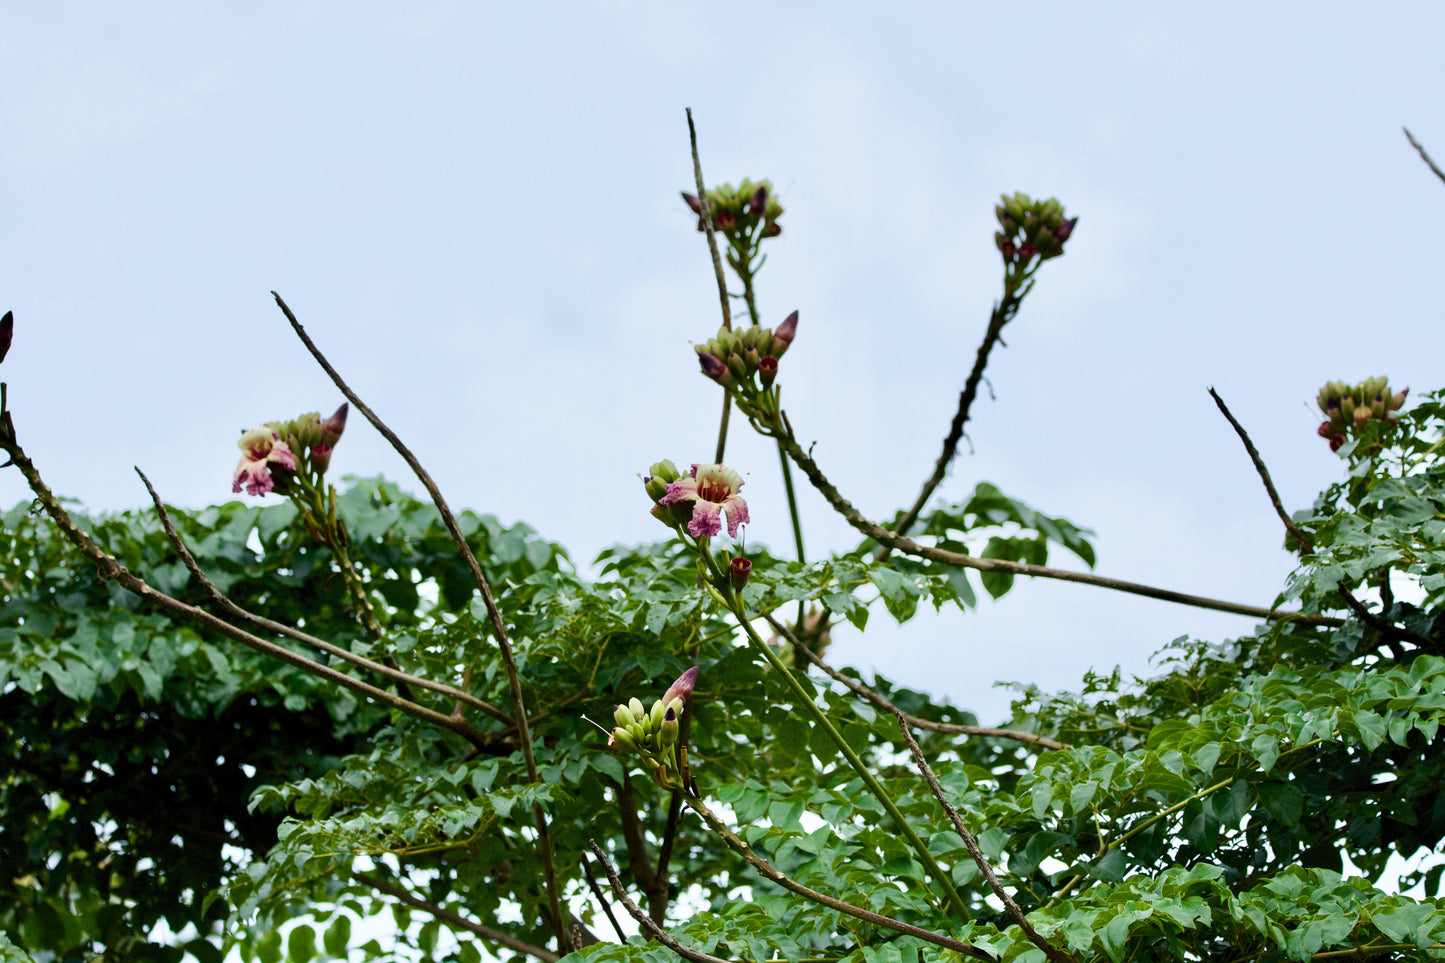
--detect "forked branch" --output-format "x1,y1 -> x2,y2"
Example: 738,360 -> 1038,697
588,841 -> 730,963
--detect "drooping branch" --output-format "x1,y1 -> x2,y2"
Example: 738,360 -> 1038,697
897,715 -> 1075,963
135,468 -> 513,727
1404,126 -> 1445,187
1207,389 -> 1435,650
765,614 -> 1065,751
769,428 -> 1344,627
352,871 -> 560,963
587,841 -> 730,963
685,109 -> 735,464
273,292 -> 568,950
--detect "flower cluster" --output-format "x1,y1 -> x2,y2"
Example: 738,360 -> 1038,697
607,667 -> 699,793
682,179 -> 783,240
1316,378 -> 1408,452
643,460 -> 749,539
695,311 -> 797,426
233,403 -> 348,497
994,193 -> 1077,267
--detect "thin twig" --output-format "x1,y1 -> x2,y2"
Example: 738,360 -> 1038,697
685,108 -> 734,464
680,796 -> 996,960
588,841 -> 731,963
1207,389 -> 1313,553
135,469 -> 513,726
1404,127 -> 1445,187
896,715 -> 1075,963
882,296 -> 1014,560
765,613 -> 1064,751
0,432 -> 492,747
353,871 -> 559,963
1207,389 -> 1435,649
770,430 -> 1344,627
580,855 -> 628,944
652,704 -> 693,921
272,291 -> 568,950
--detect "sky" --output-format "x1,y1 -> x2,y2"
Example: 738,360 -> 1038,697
3,2 -> 1444,733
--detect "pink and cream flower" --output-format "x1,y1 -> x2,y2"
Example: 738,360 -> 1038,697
659,463 -> 749,538
232,428 -> 297,496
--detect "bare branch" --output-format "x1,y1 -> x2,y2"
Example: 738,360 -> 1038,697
770,430 -> 1344,627
765,613 -> 1065,751
273,291 -> 568,948
588,841 -> 730,963
580,853 -> 628,944
353,871 -> 559,963
680,797 -> 997,960
685,109 -> 735,464
1404,126 -> 1445,187
1206,390 -> 1435,651
897,715 -> 1075,963
134,468 -> 513,727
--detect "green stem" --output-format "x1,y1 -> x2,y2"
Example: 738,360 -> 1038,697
727,593 -> 970,922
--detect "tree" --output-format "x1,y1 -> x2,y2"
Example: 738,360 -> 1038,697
2,127 -> 1444,963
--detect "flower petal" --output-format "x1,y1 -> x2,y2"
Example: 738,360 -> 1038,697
687,501 -> 722,538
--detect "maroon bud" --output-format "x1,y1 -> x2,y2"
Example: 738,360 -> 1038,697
0,311 -> 11,365
774,310 -> 798,346
681,192 -> 703,215
311,443 -> 333,473
1330,434 -> 1346,452
1317,421 -> 1334,439
758,355 -> 778,387
1017,242 -> 1037,260
1055,217 -> 1078,243
716,211 -> 736,231
321,403 -> 348,447
663,666 -> 700,706
730,556 -> 753,591
749,185 -> 768,214
761,222 -> 782,238
1000,240 -> 1017,259
698,352 -> 734,387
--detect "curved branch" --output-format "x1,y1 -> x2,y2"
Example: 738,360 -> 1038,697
771,429 -> 1343,627
588,841 -> 729,963
273,291 -> 568,948
765,613 -> 1065,751
353,871 -> 559,963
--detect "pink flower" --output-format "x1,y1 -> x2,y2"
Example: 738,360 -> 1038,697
659,463 -> 749,538
232,428 -> 297,496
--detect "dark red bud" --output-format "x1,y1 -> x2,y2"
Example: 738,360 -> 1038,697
749,185 -> 768,214
716,211 -> 736,231
1054,217 -> 1078,243
681,192 -> 703,215
1000,240 -> 1016,259
1317,421 -> 1333,439
730,556 -> 753,591
1018,242 -> 1037,260
0,311 -> 11,365
758,356 -> 778,387
321,403 -> 348,447
761,222 -> 782,238
698,352 -> 729,384
1330,434 -> 1346,452
774,310 -> 798,345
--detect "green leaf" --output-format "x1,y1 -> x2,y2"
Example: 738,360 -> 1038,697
1258,782 -> 1304,826
287,923 -> 316,962
322,915 -> 351,956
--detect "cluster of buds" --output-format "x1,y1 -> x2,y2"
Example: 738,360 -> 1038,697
1316,378 -> 1408,452
695,311 -> 797,425
994,193 -> 1077,268
233,403 -> 348,497
682,179 -> 783,240
607,667 -> 700,794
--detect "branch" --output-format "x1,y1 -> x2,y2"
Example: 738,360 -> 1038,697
135,469 -> 513,727
680,796 -> 996,961
882,295 -> 1015,560
685,108 -> 734,464
770,429 -> 1344,627
896,715 -> 1075,963
1207,389 -> 1435,650
273,292 -> 568,949
1404,126 -> 1445,187
580,853 -> 628,944
352,871 -> 559,963
0,427 -> 493,747
588,841 -> 730,963
765,613 -> 1065,751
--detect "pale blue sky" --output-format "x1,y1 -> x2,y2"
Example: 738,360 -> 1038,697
3,3 -> 1443,723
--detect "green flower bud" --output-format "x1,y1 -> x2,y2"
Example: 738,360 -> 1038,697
726,352 -> 748,380
628,697 -> 646,722
658,706 -> 679,748
614,703 -> 638,728
649,698 -> 667,730
609,727 -> 638,752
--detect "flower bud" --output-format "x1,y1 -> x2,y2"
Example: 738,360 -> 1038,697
1000,240 -> 1016,260
614,703 -> 638,728
1055,217 -> 1078,243
726,352 -> 748,381
1340,397 -> 1356,421
1330,434 -> 1346,452
743,346 -> 760,374
761,221 -> 782,238
650,698 -> 667,730
1392,389 -> 1409,409
662,666 -> 699,706
698,352 -> 735,388
749,185 -> 768,215
716,211 -> 736,231
0,310 -> 12,365
730,555 -> 753,591
681,192 -> 703,215
758,356 -> 778,387
1317,421 -> 1334,439
644,474 -> 670,503
1018,242 -> 1038,260
770,310 -> 798,359
609,727 -> 638,752
322,403 -> 348,447
1354,405 -> 1373,426
628,697 -> 646,723
658,707 -> 680,748
311,443 -> 333,474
